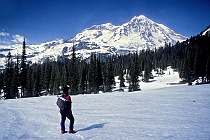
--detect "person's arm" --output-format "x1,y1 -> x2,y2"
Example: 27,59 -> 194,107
71,101 -> 72,110
70,97 -> 72,110
66,96 -> 72,110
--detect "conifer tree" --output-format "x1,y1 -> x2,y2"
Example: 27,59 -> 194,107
119,57 -> 125,88
88,53 -> 97,93
28,63 -> 42,97
128,53 -> 140,92
0,72 -> 3,94
20,39 -> 27,97
49,62 -> 56,94
12,55 -> 19,98
143,51 -> 153,83
119,69 -> 125,88
105,56 -> 115,92
180,50 -> 191,81
206,55 -> 210,83
43,58 -> 51,94
96,56 -> 103,92
61,61 -> 68,88
68,44 -> 79,95
31,63 -> 42,96
3,52 -> 14,99
78,60 -> 88,94
50,62 -> 60,94
26,64 -> 33,97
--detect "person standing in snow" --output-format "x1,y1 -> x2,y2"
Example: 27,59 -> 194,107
59,86 -> 76,134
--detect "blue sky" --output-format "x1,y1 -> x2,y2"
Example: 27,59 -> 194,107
0,0 -> 210,45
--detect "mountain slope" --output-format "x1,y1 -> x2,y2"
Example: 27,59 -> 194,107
73,15 -> 187,51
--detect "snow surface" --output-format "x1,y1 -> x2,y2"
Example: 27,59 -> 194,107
0,68 -> 210,140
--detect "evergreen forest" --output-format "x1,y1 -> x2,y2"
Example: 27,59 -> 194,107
0,32 -> 210,99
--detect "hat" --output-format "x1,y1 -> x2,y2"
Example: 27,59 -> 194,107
63,86 -> 69,94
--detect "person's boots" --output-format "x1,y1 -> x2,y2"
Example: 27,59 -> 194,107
69,130 -> 76,133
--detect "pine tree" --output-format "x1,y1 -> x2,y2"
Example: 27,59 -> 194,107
180,50 -> 191,82
68,44 -> 79,95
128,53 -> 140,92
26,64 -> 33,97
119,69 -> 125,88
0,72 -> 4,94
40,61 -> 46,92
11,55 -> 19,98
25,63 -> 42,97
20,39 -> 27,97
88,53 -> 97,93
50,62 -> 60,95
119,57 -> 125,88
143,53 -> 152,83
105,56 -> 115,92
3,52 -> 14,99
78,60 -> 88,94
61,61 -> 68,88
43,58 -> 51,94
206,55 -> 210,83
32,63 -> 42,96
96,56 -> 103,92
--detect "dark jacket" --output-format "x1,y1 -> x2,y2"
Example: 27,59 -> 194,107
61,93 -> 72,110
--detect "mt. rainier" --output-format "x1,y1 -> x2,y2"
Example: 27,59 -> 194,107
73,15 -> 187,51
0,15 -> 187,69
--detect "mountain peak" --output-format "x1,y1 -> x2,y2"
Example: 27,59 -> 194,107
133,15 -> 148,19
88,23 -> 117,31
130,15 -> 152,22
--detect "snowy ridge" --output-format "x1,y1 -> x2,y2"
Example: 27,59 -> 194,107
0,15 -> 187,68
201,26 -> 210,35
1,67 -> 210,139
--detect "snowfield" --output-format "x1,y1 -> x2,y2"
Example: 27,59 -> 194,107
0,69 -> 210,140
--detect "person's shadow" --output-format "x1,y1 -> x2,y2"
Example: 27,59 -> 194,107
77,123 -> 107,132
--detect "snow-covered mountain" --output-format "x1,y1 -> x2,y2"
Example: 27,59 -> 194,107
73,15 -> 186,51
0,15 -> 187,69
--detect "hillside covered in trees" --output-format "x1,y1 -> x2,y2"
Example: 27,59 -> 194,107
0,30 -> 210,99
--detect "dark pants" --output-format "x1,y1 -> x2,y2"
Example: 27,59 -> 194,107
60,109 -> 74,131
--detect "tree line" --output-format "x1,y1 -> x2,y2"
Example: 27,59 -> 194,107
0,32 -> 210,99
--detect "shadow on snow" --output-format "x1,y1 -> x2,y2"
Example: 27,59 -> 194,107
77,123 -> 107,132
